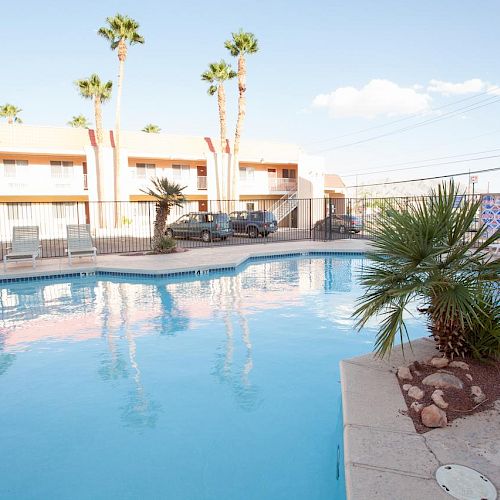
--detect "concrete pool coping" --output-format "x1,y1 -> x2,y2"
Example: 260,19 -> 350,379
341,337 -> 500,500
0,239 -> 371,281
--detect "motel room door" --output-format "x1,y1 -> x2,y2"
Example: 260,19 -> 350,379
268,168 -> 277,191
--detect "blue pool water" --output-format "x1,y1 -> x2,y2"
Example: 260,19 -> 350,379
0,256 -> 426,499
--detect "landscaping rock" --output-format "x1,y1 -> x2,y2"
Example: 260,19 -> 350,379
471,386 -> 486,404
402,384 -> 412,391
410,402 -> 423,414
422,373 -> 464,390
407,386 -> 424,400
421,404 -> 448,428
465,374 -> 473,381
397,366 -> 413,381
430,357 -> 449,368
431,389 -> 449,409
449,360 -> 469,370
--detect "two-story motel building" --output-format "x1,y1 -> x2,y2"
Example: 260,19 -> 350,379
0,124 -> 345,236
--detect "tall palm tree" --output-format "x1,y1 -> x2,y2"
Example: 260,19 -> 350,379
225,30 -> 258,200
68,114 -> 91,128
141,177 -> 186,250
75,74 -> 113,221
98,14 -> 145,203
354,181 -> 500,359
0,104 -> 23,124
201,60 -> 236,201
142,124 -> 161,133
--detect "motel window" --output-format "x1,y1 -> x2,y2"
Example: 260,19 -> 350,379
246,203 -> 255,211
282,169 -> 296,179
239,167 -> 255,182
50,161 -> 74,178
7,203 -> 30,220
172,164 -> 190,180
3,159 -> 28,177
136,163 -> 156,179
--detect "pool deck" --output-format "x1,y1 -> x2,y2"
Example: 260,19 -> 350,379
341,338 -> 500,500
0,239 -> 370,280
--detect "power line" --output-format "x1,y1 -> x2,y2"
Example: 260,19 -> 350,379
344,166 -> 500,189
306,85 -> 500,146
342,150 -> 500,177
313,95 -> 500,153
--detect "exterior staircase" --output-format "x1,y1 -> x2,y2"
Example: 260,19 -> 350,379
270,191 -> 298,223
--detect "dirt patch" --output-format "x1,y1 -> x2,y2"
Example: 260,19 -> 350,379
398,358 -> 500,433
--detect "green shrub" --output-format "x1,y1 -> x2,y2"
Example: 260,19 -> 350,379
153,235 -> 177,254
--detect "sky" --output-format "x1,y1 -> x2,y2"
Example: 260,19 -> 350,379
2,0 -> 500,193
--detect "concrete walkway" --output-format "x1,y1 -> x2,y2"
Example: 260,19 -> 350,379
0,239 -> 371,280
341,337 -> 500,499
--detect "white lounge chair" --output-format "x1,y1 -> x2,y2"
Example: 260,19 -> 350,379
3,226 -> 41,271
66,224 -> 97,266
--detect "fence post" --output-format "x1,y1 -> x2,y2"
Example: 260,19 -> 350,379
309,198 -> 312,240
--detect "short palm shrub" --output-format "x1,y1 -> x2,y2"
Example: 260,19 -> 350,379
354,181 -> 499,360
154,235 -> 177,254
141,177 -> 185,252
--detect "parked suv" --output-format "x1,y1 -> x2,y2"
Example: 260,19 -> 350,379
165,212 -> 233,242
229,210 -> 278,237
313,214 -> 363,234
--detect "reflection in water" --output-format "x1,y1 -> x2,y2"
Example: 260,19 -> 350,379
0,257 -> 358,423
211,274 -> 260,411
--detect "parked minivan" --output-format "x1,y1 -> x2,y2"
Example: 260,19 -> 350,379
165,212 -> 233,242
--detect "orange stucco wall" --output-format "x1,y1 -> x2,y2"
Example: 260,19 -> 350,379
1,152 -> 86,164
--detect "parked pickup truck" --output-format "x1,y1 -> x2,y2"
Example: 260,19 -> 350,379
229,210 -> 278,237
165,212 -> 233,242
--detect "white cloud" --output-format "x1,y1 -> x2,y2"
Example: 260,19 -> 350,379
427,78 -> 500,95
312,79 -> 431,119
427,78 -> 486,95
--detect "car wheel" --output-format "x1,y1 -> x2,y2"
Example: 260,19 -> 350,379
166,229 -> 174,238
248,227 -> 258,238
339,225 -> 346,234
201,230 -> 211,243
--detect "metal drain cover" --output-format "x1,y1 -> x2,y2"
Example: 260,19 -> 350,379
436,464 -> 497,500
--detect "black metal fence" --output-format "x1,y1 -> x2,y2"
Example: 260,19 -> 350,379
0,194 -> 496,259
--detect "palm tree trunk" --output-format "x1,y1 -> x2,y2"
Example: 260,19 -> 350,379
153,204 -> 168,247
94,97 -> 105,228
114,41 -> 127,201
232,55 -> 247,202
216,84 -> 227,203
7,116 -> 13,125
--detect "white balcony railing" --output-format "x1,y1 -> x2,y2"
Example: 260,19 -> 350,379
269,178 -> 297,192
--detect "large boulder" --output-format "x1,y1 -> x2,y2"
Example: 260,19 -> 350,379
422,373 -> 464,390
421,404 -> 448,428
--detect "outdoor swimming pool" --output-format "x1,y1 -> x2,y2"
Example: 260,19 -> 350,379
0,255 -> 425,499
